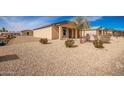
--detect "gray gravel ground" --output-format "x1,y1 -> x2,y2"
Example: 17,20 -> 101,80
0,36 -> 124,76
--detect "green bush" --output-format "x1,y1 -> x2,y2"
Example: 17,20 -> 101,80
39,38 -> 48,44
11,35 -> 16,39
0,40 -> 7,46
7,35 -> 16,40
93,40 -> 104,48
65,39 -> 75,48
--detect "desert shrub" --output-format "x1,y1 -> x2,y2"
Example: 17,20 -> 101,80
93,40 -> 104,48
65,39 -> 75,48
100,35 -> 111,43
7,35 -> 12,39
85,34 -> 90,41
39,38 -> 48,44
11,35 -> 16,39
0,40 -> 6,46
7,35 -> 16,39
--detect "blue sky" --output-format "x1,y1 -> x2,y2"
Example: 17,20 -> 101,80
0,16 -> 124,31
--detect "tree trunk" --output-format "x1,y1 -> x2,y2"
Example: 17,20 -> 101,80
80,31 -> 82,38
80,30 -> 85,43
83,30 -> 85,37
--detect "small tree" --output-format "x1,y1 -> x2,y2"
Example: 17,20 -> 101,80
72,16 -> 89,43
74,16 -> 83,37
2,27 -> 6,32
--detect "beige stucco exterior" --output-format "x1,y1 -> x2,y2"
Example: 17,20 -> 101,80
33,26 -> 53,39
52,25 -> 59,39
33,21 -> 121,40
33,21 -> 80,40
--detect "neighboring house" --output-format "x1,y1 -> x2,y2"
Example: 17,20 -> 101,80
113,30 -> 124,36
21,30 -> 33,36
33,21 -> 80,40
83,26 -> 114,40
85,26 -> 100,40
86,26 -> 101,35
86,26 -> 116,36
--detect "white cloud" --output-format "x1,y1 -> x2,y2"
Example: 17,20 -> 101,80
70,16 -> 103,22
87,16 -> 103,21
0,16 -> 60,31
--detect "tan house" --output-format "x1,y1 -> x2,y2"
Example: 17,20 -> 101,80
33,21 -> 80,40
86,26 -> 115,35
83,26 -> 113,40
33,21 -> 111,40
33,20 -> 120,40
21,30 -> 33,36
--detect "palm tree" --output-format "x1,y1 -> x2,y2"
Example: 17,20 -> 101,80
72,16 -> 89,43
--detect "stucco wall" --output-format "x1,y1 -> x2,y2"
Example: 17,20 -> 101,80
33,27 -> 52,39
52,25 -> 59,39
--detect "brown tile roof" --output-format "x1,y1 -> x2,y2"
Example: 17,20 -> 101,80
33,20 -> 71,30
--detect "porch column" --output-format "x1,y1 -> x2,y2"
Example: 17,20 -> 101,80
66,28 -> 69,39
102,30 -> 104,35
75,29 -> 78,39
96,30 -> 99,35
72,29 -> 74,38
59,26 -> 62,40
103,30 -> 105,35
106,30 -> 107,35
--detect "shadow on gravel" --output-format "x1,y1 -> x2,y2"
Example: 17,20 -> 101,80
0,54 -> 19,62
66,45 -> 78,48
47,42 -> 52,44
72,45 -> 78,48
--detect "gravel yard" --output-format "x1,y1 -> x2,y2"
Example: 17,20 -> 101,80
0,36 -> 124,76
